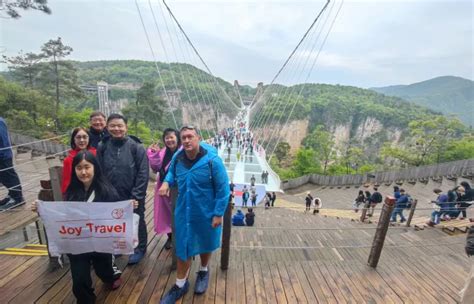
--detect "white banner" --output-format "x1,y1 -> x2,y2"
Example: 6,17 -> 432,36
37,200 -> 134,257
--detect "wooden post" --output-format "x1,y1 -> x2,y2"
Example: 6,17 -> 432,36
360,202 -> 370,222
405,199 -> 418,227
368,196 -> 395,268
49,166 -> 63,201
220,201 -> 232,270
170,188 -> 178,270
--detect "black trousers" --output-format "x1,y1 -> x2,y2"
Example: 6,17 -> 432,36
0,158 -> 23,202
135,199 -> 148,252
68,252 -> 115,304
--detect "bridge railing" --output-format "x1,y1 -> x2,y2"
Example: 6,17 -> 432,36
281,158 -> 474,190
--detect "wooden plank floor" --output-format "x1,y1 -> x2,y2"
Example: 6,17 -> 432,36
0,185 -> 471,303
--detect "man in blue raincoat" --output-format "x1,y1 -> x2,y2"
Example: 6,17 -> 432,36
158,126 -> 230,304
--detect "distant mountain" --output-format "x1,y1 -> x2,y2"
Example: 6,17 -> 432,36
371,76 -> 473,127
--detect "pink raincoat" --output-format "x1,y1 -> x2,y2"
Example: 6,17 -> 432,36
147,147 -> 173,235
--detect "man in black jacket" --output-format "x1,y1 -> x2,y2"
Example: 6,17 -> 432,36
88,111 -> 109,148
97,113 -> 149,264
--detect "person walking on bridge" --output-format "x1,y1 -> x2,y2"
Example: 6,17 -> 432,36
0,117 -> 24,210
158,126 -> 230,303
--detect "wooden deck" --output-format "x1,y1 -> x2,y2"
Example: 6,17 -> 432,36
0,188 -> 471,303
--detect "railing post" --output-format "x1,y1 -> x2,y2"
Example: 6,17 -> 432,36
49,166 -> 63,201
405,199 -> 418,227
368,196 -> 395,268
360,202 -> 370,222
220,201 -> 232,270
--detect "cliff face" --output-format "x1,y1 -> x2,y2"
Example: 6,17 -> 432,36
269,116 -> 403,157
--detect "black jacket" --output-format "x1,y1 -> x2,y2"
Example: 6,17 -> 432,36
88,127 -> 109,149
97,136 -> 149,201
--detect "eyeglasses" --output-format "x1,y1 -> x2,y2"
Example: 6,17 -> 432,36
75,135 -> 89,140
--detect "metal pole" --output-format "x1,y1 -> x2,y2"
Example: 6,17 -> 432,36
368,196 -> 395,268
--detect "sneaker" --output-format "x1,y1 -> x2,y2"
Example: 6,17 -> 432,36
164,237 -> 172,250
0,198 -> 25,211
400,219 -> 406,223
160,281 -> 189,304
112,265 -> 122,280
128,249 -> 145,265
0,196 -> 11,206
194,270 -> 210,294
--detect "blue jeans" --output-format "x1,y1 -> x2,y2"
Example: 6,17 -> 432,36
391,208 -> 406,222
431,211 -> 442,224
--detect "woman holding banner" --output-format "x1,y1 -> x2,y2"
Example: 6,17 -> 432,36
61,127 -> 96,195
147,128 -> 181,250
34,151 -> 125,303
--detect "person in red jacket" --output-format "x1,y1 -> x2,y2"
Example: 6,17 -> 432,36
61,127 -> 96,195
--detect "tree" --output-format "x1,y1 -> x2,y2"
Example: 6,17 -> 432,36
39,37 -> 83,125
292,148 -> 321,176
1,0 -> 51,19
123,81 -> 166,135
303,125 -> 335,174
381,116 -> 465,166
273,142 -> 291,165
2,51 -> 45,87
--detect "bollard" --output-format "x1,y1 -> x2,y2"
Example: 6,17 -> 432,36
220,201 -> 232,270
368,196 -> 395,268
405,199 -> 418,227
360,202 -> 370,222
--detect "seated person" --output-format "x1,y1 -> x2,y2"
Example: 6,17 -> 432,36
245,208 -> 255,226
232,209 -> 245,226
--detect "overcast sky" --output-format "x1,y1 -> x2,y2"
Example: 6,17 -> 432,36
1,0 -> 472,88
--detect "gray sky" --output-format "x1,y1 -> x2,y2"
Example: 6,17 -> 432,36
1,0 -> 472,88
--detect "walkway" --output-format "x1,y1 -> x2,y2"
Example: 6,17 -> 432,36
0,186 -> 470,303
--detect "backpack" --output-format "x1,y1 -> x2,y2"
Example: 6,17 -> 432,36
405,195 -> 414,209
372,192 -> 383,203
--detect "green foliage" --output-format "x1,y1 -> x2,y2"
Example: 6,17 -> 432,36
274,142 -> 291,164
292,149 -> 321,175
303,125 -> 334,174
1,0 -> 51,19
381,116 -> 466,166
441,135 -> 474,161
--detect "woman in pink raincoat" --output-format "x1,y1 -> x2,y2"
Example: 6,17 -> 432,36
147,128 -> 181,249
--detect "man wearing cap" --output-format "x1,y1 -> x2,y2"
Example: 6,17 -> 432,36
158,126 -> 230,304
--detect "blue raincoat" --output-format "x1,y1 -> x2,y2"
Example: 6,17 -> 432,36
165,142 -> 230,261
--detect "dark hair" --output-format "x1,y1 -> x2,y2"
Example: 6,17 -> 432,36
365,191 -> 371,197
65,151 -> 114,201
433,188 -> 442,194
393,186 -> 400,191
70,127 -> 90,150
107,113 -> 128,125
162,128 -> 181,148
373,187 -> 378,191
400,188 -> 405,193
89,111 -> 106,120
248,208 -> 253,212
358,190 -> 364,195
460,181 -> 472,191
